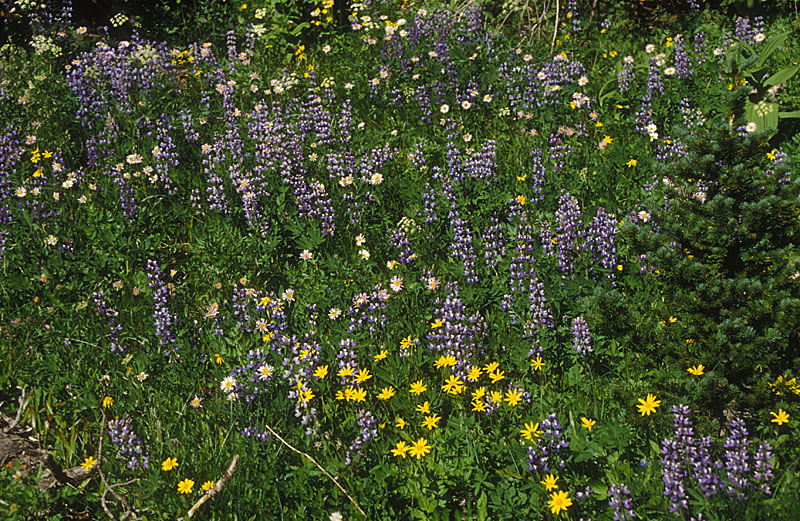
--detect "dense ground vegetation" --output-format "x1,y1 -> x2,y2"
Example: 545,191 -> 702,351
1,0 -> 800,519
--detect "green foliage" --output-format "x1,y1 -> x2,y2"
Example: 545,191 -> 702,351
634,124 -> 800,409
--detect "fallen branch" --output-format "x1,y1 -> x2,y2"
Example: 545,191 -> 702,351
180,454 -> 240,519
550,0 -> 560,54
261,424 -> 366,518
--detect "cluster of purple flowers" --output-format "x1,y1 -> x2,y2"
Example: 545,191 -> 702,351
336,338 -> 359,384
462,140 -> 498,186
672,35 -> 693,79
426,282 -> 488,375
734,17 -> 765,44
66,35 -> 169,129
345,409 -> 378,465
91,291 -> 125,354
655,136 -> 689,163
609,483 -> 635,521
680,98 -> 707,132
481,217 -> 506,269
524,272 -> 553,345
389,227 -> 417,264
585,206 -> 619,282
145,260 -> 178,356
346,285 -> 390,336
693,32 -> 707,66
0,128 -> 20,258
618,56 -> 636,93
660,405 -> 775,516
634,57 -> 660,135
228,348 -> 275,403
107,417 -> 150,471
526,413 -> 569,474
553,191 -> 583,275
528,149 -> 546,203
282,336 -> 322,436
571,316 -> 592,355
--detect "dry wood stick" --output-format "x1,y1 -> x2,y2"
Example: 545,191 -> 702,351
262,423 -> 366,518
182,454 -> 240,519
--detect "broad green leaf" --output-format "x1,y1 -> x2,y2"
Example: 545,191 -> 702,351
746,100 -> 778,130
764,65 -> 800,87
756,31 -> 790,68
477,491 -> 488,521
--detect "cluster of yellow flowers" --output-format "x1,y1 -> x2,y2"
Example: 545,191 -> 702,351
768,374 -> 800,396
168,48 -> 194,66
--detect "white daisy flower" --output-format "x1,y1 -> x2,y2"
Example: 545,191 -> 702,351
256,364 -> 274,381
220,376 -> 237,392
440,104 -> 449,114
744,122 -> 757,133
390,276 -> 404,292
328,308 -> 342,320
300,249 -> 313,261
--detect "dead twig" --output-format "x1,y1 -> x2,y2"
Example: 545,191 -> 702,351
262,424 -> 366,518
178,454 -> 240,519
550,0 -> 560,54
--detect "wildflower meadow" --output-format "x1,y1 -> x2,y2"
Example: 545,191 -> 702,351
1,0 -> 800,519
